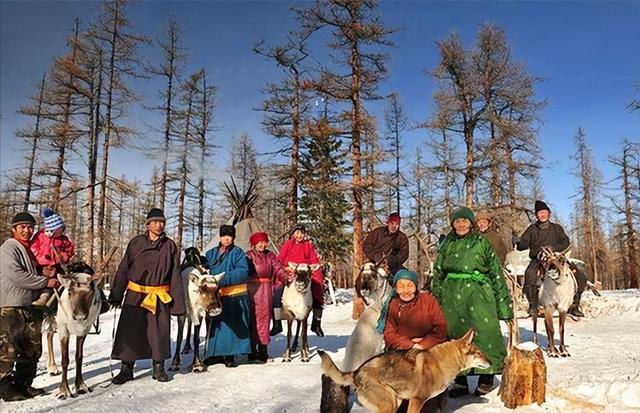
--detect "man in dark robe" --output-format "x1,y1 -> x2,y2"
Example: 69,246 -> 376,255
108,208 -> 185,384
363,213 -> 409,276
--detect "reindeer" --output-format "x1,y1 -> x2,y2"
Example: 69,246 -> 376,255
533,247 -> 577,357
54,262 -> 102,399
281,263 -> 320,362
170,248 -> 224,372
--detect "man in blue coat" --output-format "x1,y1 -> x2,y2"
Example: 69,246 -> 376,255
204,225 -> 250,368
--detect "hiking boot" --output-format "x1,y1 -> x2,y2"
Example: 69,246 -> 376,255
248,347 -> 259,362
152,360 -> 168,382
474,374 -> 494,396
269,320 -> 283,336
311,308 -> 325,337
448,376 -> 469,398
0,381 -> 29,402
15,383 -> 45,398
112,361 -> 134,385
223,355 -> 237,368
568,303 -> 584,317
31,290 -> 52,307
257,344 -> 269,363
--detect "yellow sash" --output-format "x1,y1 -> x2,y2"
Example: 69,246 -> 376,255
219,283 -> 248,297
127,281 -> 172,315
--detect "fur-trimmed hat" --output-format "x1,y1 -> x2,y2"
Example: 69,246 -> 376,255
475,211 -> 492,222
146,208 -> 165,224
219,224 -> 236,238
534,200 -> 550,213
43,207 -> 64,232
11,212 -> 36,228
289,223 -> 306,237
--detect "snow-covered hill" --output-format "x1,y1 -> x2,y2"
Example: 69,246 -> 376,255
2,289 -> 639,413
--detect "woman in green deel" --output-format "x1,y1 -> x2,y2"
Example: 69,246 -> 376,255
432,207 -> 514,398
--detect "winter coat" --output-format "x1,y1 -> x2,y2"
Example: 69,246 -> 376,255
277,238 -> 325,307
383,291 -> 447,351
30,229 -> 74,268
480,226 -> 508,265
363,226 -> 409,275
246,249 -> 287,346
517,221 -> 570,260
204,244 -> 251,357
432,231 -> 513,375
110,233 -> 185,361
0,238 -> 47,307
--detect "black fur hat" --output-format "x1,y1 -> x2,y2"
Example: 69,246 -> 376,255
146,208 -> 165,224
219,224 -> 236,238
534,200 -> 550,213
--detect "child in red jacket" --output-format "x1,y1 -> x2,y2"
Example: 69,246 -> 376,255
30,208 -> 75,306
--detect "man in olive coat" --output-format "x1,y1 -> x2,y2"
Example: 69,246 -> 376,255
363,213 -> 409,276
108,208 -> 185,384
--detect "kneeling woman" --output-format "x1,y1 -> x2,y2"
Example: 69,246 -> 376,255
377,269 -> 447,351
204,225 -> 250,368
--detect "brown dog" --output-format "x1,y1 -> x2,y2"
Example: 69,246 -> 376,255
319,329 -> 490,413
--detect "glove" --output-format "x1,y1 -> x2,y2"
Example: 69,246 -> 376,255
108,296 -> 123,308
46,278 -> 60,289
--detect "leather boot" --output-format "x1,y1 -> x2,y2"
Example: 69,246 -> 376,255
311,308 -> 324,337
223,355 -> 237,368
112,361 -> 134,385
14,383 -> 45,398
248,345 -> 259,362
448,376 -> 469,398
257,344 -> 269,363
152,360 -> 168,382
474,374 -> 494,396
0,380 -> 29,402
270,308 -> 283,336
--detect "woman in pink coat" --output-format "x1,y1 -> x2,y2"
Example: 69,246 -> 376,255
277,223 -> 326,337
246,232 -> 287,363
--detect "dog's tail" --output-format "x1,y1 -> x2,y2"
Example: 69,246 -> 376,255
318,350 -> 354,386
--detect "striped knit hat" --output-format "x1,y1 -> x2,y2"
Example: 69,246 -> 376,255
43,207 -> 64,232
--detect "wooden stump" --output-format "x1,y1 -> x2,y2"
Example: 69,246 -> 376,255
499,344 -> 547,409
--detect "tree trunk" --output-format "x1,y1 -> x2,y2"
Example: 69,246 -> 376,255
622,144 -> 638,288
23,73 -> 47,212
499,346 -> 547,409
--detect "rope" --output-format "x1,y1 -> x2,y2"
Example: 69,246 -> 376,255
204,316 -> 214,357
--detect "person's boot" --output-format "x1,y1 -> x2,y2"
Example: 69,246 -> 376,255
474,374 -> 494,396
270,309 -> 283,336
248,345 -> 259,362
568,303 -> 585,317
31,290 -> 52,307
112,361 -> 134,385
223,355 -> 237,368
203,356 -> 224,366
448,376 -> 469,398
152,360 -> 168,382
257,344 -> 269,363
14,383 -> 45,398
0,380 -> 29,402
311,308 -> 324,337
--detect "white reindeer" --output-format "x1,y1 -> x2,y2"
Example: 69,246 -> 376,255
534,247 -> 577,357
55,268 -> 101,399
169,266 -> 224,372
281,263 -> 320,362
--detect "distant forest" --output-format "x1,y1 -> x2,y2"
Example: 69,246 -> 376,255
1,0 -> 638,292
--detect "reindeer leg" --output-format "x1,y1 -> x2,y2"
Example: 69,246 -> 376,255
47,331 -> 60,376
300,318 -> 309,362
182,320 -> 193,354
282,319 -> 292,362
170,315 -> 185,371
57,335 -> 73,399
75,335 -> 90,394
292,320 -> 301,353
192,321 -> 206,372
559,311 -> 570,357
543,309 -> 558,357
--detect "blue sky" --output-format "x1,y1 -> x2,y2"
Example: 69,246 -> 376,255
1,1 -> 639,225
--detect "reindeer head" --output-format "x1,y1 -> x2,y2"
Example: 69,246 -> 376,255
357,261 -> 392,305
538,247 -> 571,284
287,263 -> 319,294
190,270 -> 224,317
58,272 -> 99,322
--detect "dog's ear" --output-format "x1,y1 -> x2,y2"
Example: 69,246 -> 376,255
461,328 -> 475,345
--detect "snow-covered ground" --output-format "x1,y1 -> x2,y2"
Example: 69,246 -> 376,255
2,289 -> 639,413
